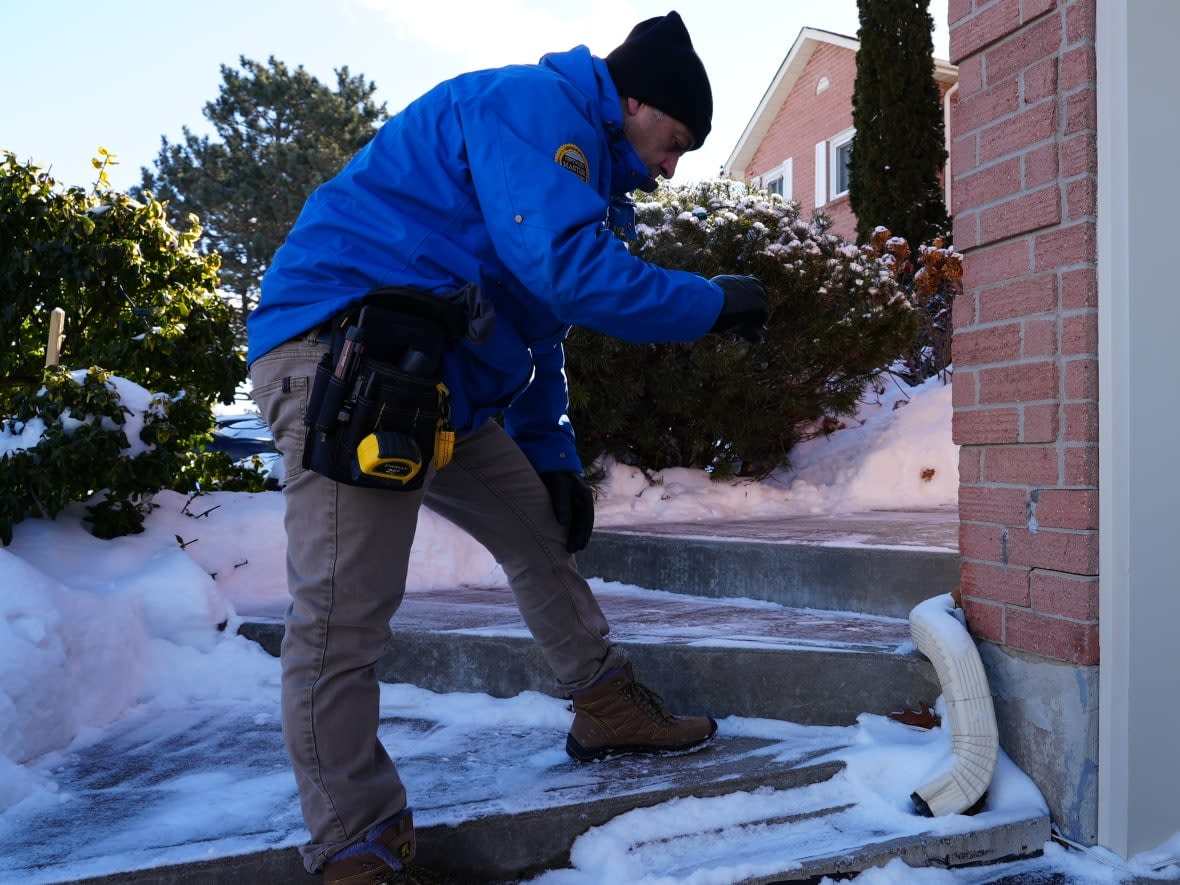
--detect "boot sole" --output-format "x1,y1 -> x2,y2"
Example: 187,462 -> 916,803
565,722 -> 718,763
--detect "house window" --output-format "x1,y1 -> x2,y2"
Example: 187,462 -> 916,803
815,130 -> 853,207
830,128 -> 854,199
762,158 -> 793,200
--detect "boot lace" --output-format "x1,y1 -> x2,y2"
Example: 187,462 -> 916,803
621,680 -> 675,723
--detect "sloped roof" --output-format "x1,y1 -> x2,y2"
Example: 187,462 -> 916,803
723,27 -> 958,180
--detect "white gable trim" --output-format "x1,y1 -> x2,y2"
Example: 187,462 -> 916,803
723,26 -> 956,183
724,28 -> 858,181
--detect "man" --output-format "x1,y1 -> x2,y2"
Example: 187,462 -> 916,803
247,10 -> 767,883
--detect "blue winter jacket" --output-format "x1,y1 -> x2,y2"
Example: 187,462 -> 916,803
247,46 -> 725,474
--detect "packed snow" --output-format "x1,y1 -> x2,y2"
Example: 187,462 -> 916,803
1,371 -> 1175,883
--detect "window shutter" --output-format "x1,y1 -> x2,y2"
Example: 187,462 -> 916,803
814,142 -> 827,206
781,158 -> 794,201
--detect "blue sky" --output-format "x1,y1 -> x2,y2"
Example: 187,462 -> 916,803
1,0 -> 949,194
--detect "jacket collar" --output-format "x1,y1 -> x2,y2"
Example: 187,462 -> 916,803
539,46 -> 657,196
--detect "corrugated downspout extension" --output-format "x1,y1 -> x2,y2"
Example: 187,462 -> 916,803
908,592 -> 999,817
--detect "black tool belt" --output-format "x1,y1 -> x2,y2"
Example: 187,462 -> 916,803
302,286 -> 470,490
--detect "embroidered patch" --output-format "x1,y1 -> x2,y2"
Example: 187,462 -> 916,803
554,143 -> 589,182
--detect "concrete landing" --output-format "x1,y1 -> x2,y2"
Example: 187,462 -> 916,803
239,581 -> 941,725
582,508 -> 960,618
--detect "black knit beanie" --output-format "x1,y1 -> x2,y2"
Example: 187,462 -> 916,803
605,10 -> 712,150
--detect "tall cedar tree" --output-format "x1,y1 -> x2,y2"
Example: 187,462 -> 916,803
848,0 -> 950,246
137,56 -> 387,335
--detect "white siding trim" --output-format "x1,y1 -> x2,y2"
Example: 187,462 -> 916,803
1097,0 -> 1180,859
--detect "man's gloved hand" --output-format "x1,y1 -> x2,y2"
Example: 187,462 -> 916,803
709,275 -> 769,343
538,470 -> 595,554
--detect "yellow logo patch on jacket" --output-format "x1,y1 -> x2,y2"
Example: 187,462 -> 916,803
554,143 -> 589,183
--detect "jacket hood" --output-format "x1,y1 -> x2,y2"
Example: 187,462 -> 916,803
539,46 -> 654,195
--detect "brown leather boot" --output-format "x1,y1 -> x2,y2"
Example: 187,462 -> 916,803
566,663 -> 717,761
322,809 -> 416,885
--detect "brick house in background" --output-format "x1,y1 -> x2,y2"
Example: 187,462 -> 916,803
727,1 -> 1180,862
722,28 -> 957,242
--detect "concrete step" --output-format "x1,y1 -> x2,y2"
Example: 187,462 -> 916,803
238,581 -> 941,725
54,718 -> 1048,885
413,734 -> 847,882
69,813 -> 1051,885
614,812 -> 1050,885
57,732 -> 847,884
581,508 -> 960,619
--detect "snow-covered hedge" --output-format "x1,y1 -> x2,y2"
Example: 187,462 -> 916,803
566,182 -> 920,477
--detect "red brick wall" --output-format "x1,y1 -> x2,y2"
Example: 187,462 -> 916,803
949,0 -> 1098,665
750,42 -> 859,240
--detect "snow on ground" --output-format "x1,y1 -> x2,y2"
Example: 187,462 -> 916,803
1,373 -> 1176,883
594,373 -> 958,526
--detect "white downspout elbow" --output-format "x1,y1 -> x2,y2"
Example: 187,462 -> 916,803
908,592 -> 999,816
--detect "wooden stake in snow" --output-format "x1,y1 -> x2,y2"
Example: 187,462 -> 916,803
45,307 -> 66,367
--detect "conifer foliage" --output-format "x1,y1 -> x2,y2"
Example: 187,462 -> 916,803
848,0 -> 950,246
138,57 -> 387,337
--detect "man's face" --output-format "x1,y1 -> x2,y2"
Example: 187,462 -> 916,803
621,98 -> 695,182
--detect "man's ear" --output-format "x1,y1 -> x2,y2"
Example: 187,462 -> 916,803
621,96 -> 643,118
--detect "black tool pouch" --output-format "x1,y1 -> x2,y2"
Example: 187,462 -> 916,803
302,288 -> 467,491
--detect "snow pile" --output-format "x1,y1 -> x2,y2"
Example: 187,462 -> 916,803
596,373 -> 956,525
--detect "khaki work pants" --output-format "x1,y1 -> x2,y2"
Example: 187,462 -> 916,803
250,334 -> 626,872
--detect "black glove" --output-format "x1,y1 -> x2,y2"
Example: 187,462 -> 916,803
538,470 -> 595,554
709,274 -> 768,343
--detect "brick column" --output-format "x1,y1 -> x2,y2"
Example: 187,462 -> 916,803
949,0 -> 1098,667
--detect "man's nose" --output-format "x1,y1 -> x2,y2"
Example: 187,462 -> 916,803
659,155 -> 679,179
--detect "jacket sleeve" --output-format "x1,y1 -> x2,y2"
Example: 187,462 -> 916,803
459,81 -> 724,344
502,334 -> 582,474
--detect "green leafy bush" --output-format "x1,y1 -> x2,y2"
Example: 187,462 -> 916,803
0,150 -> 256,543
565,181 -> 919,478
2,368 -> 170,542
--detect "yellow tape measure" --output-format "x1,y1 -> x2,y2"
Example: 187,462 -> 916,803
355,432 -> 423,483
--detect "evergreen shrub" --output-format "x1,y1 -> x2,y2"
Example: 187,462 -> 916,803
0,151 -> 259,544
565,182 -> 919,478
849,0 -> 950,247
